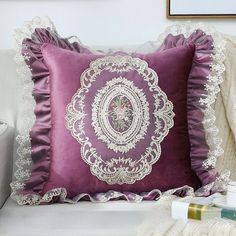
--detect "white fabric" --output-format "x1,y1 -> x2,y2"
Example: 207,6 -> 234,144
215,36 -> 236,180
0,50 -> 20,128
0,49 -> 21,184
0,124 -> 14,208
1,196 -> 236,236
222,35 -> 236,140
0,198 -> 158,236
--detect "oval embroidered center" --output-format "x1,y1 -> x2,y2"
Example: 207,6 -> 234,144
65,55 -> 175,185
92,77 -> 150,153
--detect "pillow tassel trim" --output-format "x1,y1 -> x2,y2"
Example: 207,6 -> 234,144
10,17 -> 229,205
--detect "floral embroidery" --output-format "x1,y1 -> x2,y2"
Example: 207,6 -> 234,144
109,95 -> 133,132
65,55 -> 174,184
91,77 -> 150,153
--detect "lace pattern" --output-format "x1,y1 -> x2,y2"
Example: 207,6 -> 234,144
10,17 -> 229,205
11,17 -> 56,204
65,56 -> 174,185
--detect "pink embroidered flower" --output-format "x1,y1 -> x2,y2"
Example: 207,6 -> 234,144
115,106 -> 126,120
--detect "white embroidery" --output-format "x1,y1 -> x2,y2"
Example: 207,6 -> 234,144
11,16 -> 56,205
92,77 -> 150,153
65,55 -> 174,185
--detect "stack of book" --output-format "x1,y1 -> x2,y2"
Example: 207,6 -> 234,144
172,198 -> 236,221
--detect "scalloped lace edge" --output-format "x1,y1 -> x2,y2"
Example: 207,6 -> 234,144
10,17 -> 230,205
13,186 -> 195,205
10,16 -> 57,204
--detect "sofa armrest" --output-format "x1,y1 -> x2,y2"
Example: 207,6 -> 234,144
0,122 -> 14,208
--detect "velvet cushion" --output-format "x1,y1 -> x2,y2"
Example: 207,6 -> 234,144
23,41 -> 202,201
11,21 -> 226,205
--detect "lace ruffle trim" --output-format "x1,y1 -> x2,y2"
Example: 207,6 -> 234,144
13,186 -> 195,205
11,17 -> 56,204
157,23 -> 230,195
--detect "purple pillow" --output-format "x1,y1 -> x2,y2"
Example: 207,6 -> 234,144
11,23 -> 226,205
18,38 -> 203,204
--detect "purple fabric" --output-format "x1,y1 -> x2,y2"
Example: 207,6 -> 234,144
21,29 -> 83,192
24,41 -> 201,200
158,32 -> 218,188
21,28 -> 219,203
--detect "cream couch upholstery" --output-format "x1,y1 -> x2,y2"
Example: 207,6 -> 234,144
0,124 -> 14,209
0,50 -> 19,208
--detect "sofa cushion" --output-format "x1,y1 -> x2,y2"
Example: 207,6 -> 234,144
10,17 -> 230,205
0,197 -> 158,236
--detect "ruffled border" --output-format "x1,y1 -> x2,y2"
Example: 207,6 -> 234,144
20,24 -> 84,195
10,17 -> 53,203
13,186 -> 195,205
10,17 -> 230,205
156,23 -> 230,195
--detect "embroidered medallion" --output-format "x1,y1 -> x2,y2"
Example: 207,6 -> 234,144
92,77 -> 150,153
66,55 -> 174,184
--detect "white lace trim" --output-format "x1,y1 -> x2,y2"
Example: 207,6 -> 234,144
10,17 -> 229,205
10,16 -> 56,202
13,186 -> 194,206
